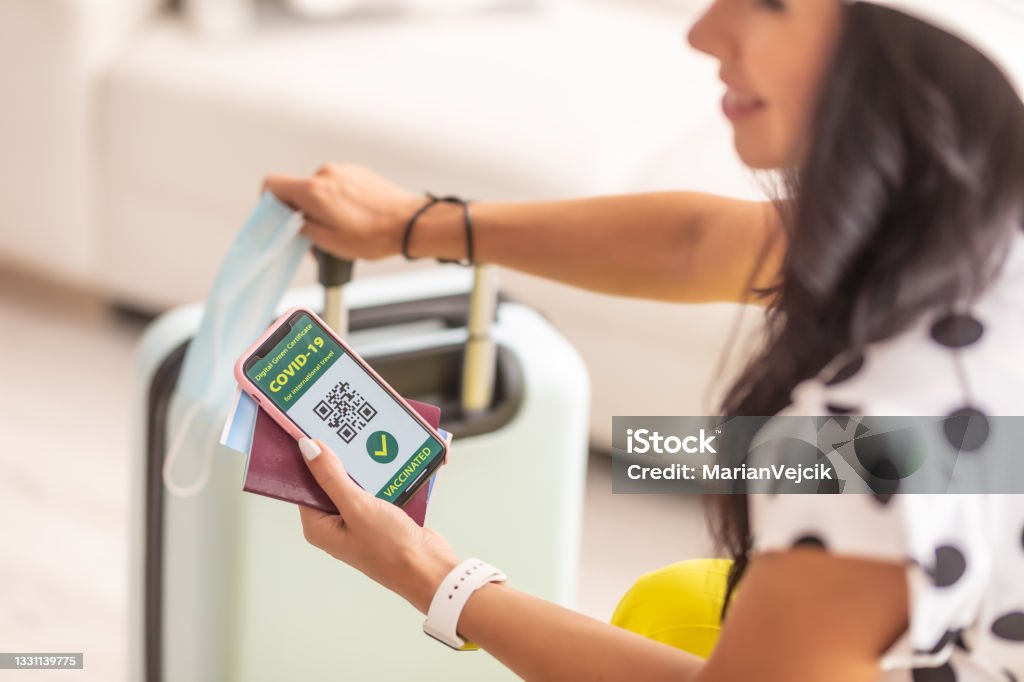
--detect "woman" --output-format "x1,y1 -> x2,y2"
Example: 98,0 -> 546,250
263,0 -> 1024,678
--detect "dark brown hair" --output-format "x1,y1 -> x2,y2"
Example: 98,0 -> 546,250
711,2 -> 1024,617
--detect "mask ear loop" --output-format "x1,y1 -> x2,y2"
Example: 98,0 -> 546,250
162,212 -> 305,498
161,400 -> 215,497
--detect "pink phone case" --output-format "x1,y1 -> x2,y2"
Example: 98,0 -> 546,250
233,306 -> 449,462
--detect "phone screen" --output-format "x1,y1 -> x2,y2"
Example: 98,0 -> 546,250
243,310 -> 445,504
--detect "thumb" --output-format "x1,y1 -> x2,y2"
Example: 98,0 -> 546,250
298,438 -> 370,515
262,173 -> 312,211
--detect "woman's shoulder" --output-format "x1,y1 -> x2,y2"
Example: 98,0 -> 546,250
787,231 -> 1024,418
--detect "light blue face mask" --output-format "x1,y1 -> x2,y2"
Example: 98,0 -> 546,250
163,192 -> 309,497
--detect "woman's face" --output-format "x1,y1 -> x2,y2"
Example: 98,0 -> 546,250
688,0 -> 844,169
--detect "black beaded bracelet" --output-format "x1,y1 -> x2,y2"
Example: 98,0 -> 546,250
401,192 -> 475,266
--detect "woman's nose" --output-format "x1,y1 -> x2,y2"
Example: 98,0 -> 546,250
687,0 -> 732,61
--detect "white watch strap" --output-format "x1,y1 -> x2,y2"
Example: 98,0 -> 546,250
423,558 -> 506,650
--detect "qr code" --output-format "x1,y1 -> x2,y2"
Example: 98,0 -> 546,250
312,381 -> 378,444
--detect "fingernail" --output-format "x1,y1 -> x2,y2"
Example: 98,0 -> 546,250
299,438 -> 322,461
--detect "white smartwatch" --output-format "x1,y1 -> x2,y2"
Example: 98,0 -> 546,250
423,558 -> 506,650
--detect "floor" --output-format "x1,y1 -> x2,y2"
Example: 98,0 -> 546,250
0,268 -> 713,681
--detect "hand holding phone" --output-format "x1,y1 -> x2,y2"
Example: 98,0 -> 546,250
234,307 -> 447,507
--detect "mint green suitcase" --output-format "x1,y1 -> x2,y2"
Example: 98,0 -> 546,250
132,266 -> 590,681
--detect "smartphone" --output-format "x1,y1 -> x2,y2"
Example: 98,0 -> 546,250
234,307 -> 448,507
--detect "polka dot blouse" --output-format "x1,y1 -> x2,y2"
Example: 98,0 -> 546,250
750,232 -> 1024,681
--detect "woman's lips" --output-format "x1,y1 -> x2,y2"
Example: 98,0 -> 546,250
722,89 -> 767,121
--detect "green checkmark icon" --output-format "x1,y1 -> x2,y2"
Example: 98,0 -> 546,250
366,430 -> 398,463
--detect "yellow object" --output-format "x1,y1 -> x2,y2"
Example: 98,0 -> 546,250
610,558 -> 733,660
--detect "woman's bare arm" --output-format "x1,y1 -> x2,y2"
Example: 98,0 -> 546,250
297,440 -> 908,682
446,548 -> 906,682
264,166 -> 782,304
410,192 -> 782,303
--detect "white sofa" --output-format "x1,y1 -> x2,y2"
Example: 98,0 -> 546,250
0,0 -> 764,446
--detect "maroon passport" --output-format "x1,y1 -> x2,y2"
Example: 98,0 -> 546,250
242,399 -> 442,526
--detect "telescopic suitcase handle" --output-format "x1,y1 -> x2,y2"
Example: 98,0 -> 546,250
461,264 -> 498,418
315,250 -> 499,419
317,249 -> 354,338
